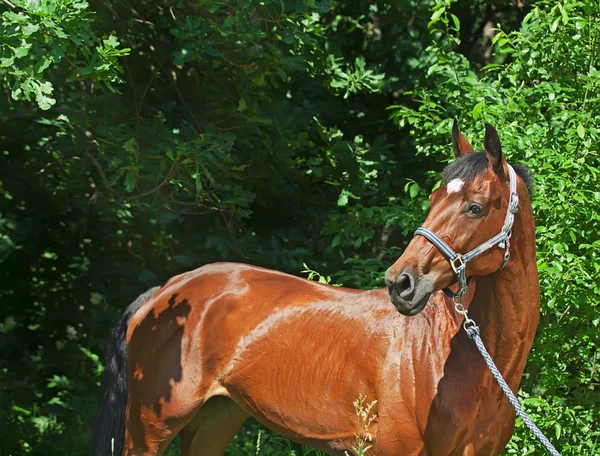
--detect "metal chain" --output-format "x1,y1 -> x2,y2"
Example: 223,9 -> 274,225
456,306 -> 561,456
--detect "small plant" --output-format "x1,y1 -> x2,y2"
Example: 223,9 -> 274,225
255,429 -> 263,455
346,394 -> 377,456
301,263 -> 336,285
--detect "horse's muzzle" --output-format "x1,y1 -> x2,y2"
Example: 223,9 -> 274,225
385,266 -> 433,316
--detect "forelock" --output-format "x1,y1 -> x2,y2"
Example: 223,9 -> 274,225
442,152 -> 533,195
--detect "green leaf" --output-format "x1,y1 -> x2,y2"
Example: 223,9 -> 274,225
203,46 -> 221,57
34,81 -> 55,110
409,183 -> 419,199
0,57 -> 15,68
472,101 -> 484,120
103,35 -> 120,48
22,23 -> 40,36
194,172 -> 203,194
430,7 -> 446,24
36,56 -> 53,73
173,47 -> 191,66
337,191 -> 349,207
450,14 -> 460,31
124,172 -> 136,192
577,124 -> 585,139
3,11 -> 28,23
11,87 -> 22,100
123,138 -> 138,154
331,234 -> 341,248
13,41 -> 32,59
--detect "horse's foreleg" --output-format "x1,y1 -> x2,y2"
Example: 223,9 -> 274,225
179,396 -> 249,456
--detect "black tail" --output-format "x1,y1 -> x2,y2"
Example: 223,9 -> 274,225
92,286 -> 159,456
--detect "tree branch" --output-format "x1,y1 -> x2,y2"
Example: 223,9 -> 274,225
126,159 -> 178,201
136,73 -> 156,125
165,69 -> 205,133
84,149 -> 116,196
0,112 -> 37,125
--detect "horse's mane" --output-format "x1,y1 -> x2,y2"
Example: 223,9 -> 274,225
442,152 -> 533,195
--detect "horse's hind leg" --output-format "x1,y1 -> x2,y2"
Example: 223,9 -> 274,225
123,393 -> 202,456
179,396 -> 249,456
123,409 -> 189,456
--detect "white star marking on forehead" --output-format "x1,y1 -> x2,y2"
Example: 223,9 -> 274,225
446,178 -> 464,194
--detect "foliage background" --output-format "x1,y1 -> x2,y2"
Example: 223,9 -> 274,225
0,0 -> 598,454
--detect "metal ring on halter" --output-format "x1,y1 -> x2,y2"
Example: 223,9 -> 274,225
509,193 -> 519,213
463,318 -> 479,335
442,279 -> 471,299
449,255 -> 464,274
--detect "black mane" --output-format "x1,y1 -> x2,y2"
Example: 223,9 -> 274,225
442,152 -> 533,195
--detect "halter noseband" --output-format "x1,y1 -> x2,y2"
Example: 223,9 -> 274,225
414,164 -> 519,299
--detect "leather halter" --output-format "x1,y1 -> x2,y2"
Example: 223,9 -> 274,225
414,164 -> 519,299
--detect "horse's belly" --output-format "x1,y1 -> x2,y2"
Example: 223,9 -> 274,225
219,309 -> 387,450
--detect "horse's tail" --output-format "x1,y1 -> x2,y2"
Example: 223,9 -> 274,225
92,286 -> 159,456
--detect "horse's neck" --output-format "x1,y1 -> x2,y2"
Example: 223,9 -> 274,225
467,218 -> 540,382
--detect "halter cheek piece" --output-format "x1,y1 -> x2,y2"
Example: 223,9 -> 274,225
414,165 -> 519,299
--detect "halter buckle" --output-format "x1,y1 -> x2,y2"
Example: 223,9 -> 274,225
449,255 -> 465,274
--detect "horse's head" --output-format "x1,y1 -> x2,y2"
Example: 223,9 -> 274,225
385,122 -> 531,316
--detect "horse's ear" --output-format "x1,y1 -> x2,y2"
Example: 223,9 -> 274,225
484,123 -> 505,174
452,120 -> 473,158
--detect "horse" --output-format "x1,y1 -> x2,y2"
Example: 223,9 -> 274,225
93,122 -> 540,456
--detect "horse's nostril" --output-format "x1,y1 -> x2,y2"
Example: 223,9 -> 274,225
397,273 -> 412,292
386,270 -> 418,301
396,273 -> 415,298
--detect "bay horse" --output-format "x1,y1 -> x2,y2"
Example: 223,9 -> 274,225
93,122 -> 539,456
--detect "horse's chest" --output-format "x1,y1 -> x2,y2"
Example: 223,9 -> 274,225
374,358 -> 514,456
423,380 -> 516,455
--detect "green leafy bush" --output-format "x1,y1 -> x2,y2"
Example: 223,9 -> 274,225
388,0 -> 600,453
1,0 -> 129,109
1,0 -> 598,455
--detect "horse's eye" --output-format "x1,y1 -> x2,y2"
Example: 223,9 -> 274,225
466,203 -> 483,215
